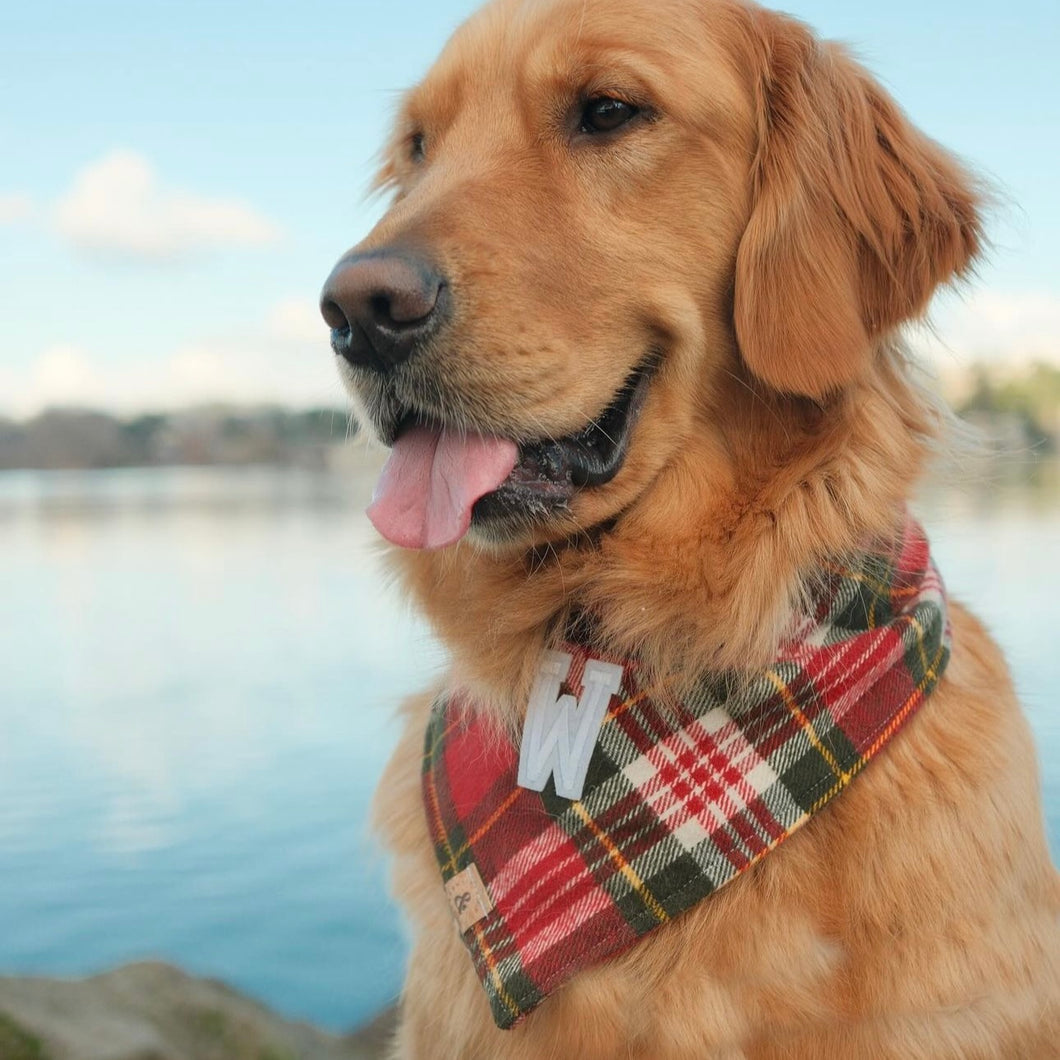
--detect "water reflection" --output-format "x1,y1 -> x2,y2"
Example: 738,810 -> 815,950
1,465 -> 439,1028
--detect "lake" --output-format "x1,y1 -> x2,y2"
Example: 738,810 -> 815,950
1,460 -> 1057,1031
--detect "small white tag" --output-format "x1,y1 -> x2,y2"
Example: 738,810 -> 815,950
445,864 -> 494,932
517,651 -> 624,801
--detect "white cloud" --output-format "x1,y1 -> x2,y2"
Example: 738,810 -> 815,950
0,192 -> 34,225
2,300 -> 340,416
265,296 -> 327,345
159,336 -> 341,410
10,344 -> 113,412
913,288 -> 1060,369
53,149 -> 281,261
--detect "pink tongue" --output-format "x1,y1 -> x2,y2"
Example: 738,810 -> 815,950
367,427 -> 519,550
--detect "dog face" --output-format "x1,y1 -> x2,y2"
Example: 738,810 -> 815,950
322,0 -> 979,553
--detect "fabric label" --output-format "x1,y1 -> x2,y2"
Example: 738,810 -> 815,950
445,864 -> 494,932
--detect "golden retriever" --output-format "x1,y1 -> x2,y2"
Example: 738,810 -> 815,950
320,0 -> 1060,1054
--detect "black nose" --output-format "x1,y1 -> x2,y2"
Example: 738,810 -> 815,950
320,250 -> 448,372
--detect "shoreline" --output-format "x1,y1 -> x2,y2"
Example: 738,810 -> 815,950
0,962 -> 395,1060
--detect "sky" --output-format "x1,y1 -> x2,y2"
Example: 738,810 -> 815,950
1,0 -> 1058,416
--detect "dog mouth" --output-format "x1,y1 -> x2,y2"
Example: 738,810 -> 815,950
366,359 -> 655,550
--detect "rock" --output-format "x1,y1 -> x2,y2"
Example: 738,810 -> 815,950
0,962 -> 396,1060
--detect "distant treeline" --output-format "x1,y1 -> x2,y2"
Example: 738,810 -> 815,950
1,361 -> 1057,471
0,406 -> 355,470
957,362 -> 1060,452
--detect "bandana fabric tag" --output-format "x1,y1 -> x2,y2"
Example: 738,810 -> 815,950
445,864 -> 494,932
422,515 -> 951,1029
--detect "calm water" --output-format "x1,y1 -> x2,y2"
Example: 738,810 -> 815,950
1,463 -> 1057,1031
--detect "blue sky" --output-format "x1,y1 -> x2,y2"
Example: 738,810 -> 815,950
1,0 -> 1057,414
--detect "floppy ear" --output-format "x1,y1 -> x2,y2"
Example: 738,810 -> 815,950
733,13 -> 982,397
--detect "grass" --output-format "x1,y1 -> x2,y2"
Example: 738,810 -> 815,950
0,1013 -> 49,1060
181,1006 -> 296,1060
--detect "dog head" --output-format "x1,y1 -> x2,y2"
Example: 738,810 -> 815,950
321,0 -> 980,555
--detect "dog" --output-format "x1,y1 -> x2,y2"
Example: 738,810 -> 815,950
320,0 -> 1060,1054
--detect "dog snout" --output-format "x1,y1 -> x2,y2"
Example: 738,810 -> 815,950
320,250 -> 448,372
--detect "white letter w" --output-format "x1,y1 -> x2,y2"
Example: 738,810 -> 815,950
517,651 -> 624,801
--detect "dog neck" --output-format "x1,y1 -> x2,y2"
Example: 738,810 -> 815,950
390,344 -> 936,730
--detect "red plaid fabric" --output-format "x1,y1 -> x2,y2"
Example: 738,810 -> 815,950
422,515 -> 951,1028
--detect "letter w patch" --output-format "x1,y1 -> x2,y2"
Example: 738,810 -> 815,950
517,651 -> 624,801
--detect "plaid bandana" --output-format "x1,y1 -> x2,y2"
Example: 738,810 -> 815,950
422,515 -> 950,1029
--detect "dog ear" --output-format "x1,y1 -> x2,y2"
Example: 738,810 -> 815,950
733,13 -> 982,398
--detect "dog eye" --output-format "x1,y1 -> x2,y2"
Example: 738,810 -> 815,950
409,132 -> 426,162
579,97 -> 639,135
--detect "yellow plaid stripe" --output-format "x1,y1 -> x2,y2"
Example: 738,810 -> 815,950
472,922 -> 522,1022
439,787 -> 522,875
766,669 -> 850,787
866,615 -> 949,760
570,801 -> 669,925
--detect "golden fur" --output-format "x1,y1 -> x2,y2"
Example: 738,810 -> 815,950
335,0 -> 1060,1053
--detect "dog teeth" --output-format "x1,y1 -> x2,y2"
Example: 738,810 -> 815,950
538,445 -> 568,481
